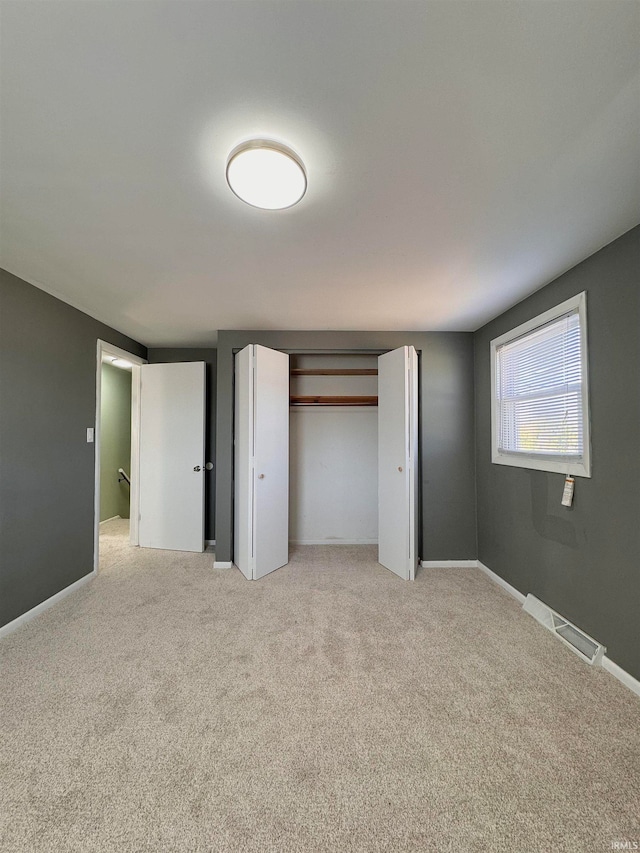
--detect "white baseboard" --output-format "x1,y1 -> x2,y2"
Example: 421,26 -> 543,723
213,561 -> 233,569
421,559 -> 479,568
205,540 -> 216,547
476,560 -> 526,604
0,570 -> 97,639
476,559 -> 639,699
602,656 -> 640,699
99,515 -> 121,525
290,539 -> 378,546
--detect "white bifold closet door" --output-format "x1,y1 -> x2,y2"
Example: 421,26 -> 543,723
139,362 -> 206,552
378,346 -> 419,580
234,344 -> 290,580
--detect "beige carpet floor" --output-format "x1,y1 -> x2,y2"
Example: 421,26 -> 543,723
1,519 -> 638,852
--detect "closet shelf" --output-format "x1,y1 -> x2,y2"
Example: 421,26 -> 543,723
290,368 -> 378,376
290,395 -> 378,407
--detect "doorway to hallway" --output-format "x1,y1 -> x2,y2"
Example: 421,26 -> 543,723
94,340 -> 146,572
98,356 -> 133,566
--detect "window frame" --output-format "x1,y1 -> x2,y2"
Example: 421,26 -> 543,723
490,291 -> 591,477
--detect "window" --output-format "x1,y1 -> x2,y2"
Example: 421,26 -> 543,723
491,292 -> 591,477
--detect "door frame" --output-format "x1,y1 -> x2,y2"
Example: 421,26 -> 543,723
94,340 -> 147,572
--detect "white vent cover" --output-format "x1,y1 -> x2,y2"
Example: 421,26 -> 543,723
523,594 -> 606,666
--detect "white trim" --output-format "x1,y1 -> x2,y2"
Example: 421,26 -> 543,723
477,560 -> 639,700
290,539 -> 378,546
602,657 -> 640,699
129,361 -> 143,549
421,559 -> 478,568
205,540 -> 216,547
523,593 -> 606,667
98,341 -> 144,366
214,561 -> 233,569
0,571 -> 96,639
477,560 -> 527,604
99,515 -> 121,525
490,291 -> 591,478
95,340 -> 147,574
491,450 -> 590,478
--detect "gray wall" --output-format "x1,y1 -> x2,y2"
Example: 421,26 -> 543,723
147,348 -> 217,541
99,363 -> 132,522
474,226 -> 640,680
0,269 -> 146,628
215,331 -> 476,564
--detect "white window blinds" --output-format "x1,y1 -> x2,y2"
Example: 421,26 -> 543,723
495,310 -> 583,458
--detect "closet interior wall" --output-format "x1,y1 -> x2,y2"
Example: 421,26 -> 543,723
289,354 -> 378,545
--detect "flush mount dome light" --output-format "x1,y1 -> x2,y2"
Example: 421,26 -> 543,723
226,140 -> 307,210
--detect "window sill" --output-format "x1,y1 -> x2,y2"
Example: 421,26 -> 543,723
491,452 -> 591,478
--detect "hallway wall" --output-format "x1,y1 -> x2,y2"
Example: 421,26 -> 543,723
100,362 -> 132,522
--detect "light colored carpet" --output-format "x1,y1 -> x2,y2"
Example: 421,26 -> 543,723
1,520 -> 638,853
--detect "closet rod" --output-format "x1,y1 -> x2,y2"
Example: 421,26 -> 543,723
290,395 -> 378,407
290,368 -> 378,376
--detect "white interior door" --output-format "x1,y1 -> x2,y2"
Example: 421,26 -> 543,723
139,362 -> 205,552
234,346 -> 253,580
378,346 -> 418,580
234,344 -> 289,579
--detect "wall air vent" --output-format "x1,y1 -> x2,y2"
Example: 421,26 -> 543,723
522,594 -> 606,666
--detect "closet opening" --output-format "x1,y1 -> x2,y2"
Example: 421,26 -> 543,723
289,353 -> 379,546
233,343 -> 419,581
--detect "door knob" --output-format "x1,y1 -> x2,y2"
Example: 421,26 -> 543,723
193,466 -> 201,472
398,466 -> 403,472
258,473 -> 265,479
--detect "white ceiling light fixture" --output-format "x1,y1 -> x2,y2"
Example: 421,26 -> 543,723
111,357 -> 133,370
226,140 -> 307,210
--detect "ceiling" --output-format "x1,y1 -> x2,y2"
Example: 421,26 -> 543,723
1,1 -> 638,347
